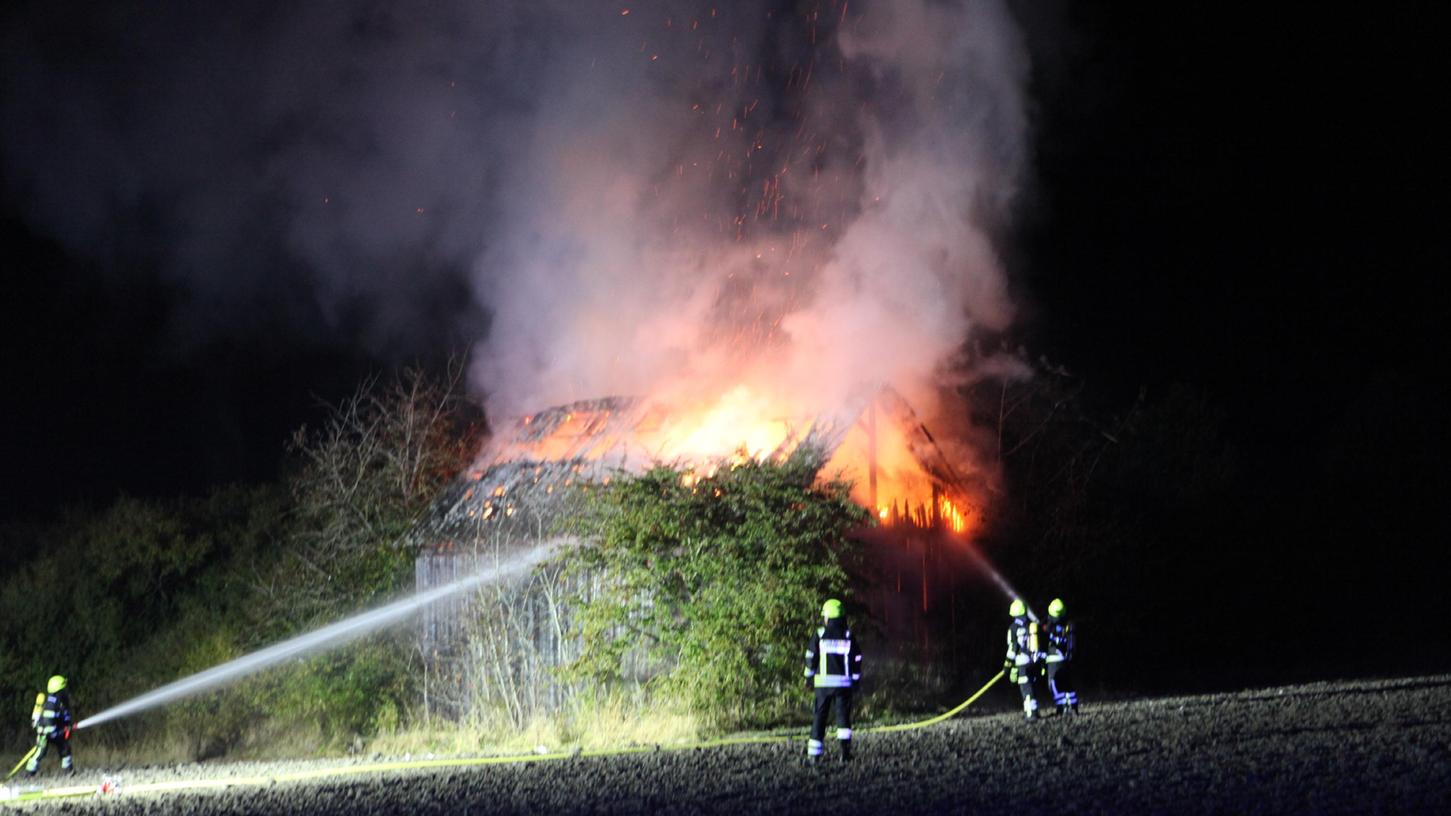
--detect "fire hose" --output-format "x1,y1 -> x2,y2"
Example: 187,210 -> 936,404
2,671 -> 1003,805
2,748 -> 36,784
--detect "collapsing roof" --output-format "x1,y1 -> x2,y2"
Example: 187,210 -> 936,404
415,389 -> 985,551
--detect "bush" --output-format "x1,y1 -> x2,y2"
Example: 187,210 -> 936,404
563,454 -> 868,731
0,364 -> 480,757
0,484 -> 287,751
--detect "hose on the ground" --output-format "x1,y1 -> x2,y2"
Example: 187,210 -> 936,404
1,671 -> 1004,805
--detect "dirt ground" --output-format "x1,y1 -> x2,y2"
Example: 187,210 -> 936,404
10,674 -> 1450,814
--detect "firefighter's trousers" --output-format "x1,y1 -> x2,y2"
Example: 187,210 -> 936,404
27,729 -> 72,775
808,687 -> 854,758
1013,656 -> 1040,718
1046,655 -> 1078,709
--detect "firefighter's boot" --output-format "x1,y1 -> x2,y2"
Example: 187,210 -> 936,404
1062,689 -> 1080,716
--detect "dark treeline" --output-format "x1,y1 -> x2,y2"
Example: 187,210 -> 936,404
0,366 -> 483,757
955,364 -> 1448,695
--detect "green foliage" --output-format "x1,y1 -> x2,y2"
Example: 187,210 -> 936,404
563,454 -> 868,731
0,484 -> 287,747
0,364 -> 479,757
265,639 -> 416,740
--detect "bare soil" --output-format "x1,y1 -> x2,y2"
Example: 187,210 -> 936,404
14,674 -> 1451,814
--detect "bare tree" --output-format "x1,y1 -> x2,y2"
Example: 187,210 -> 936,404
259,358 -> 483,627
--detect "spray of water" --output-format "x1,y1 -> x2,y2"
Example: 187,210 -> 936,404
957,536 -> 1036,620
77,542 -> 556,730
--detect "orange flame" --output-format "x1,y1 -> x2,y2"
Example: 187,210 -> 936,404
483,384 -> 980,536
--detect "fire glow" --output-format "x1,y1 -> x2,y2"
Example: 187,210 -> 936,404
460,1 -> 1024,538
471,383 -> 981,537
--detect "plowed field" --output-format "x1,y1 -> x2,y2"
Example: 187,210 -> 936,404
11,675 -> 1450,814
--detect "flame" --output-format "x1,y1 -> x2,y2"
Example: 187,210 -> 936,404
479,383 -> 981,537
659,386 -> 790,461
819,404 -> 979,535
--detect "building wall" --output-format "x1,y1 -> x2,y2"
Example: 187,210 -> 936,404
415,536 -> 662,724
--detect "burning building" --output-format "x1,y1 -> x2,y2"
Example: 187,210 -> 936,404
401,0 -> 1031,728
412,385 -> 990,721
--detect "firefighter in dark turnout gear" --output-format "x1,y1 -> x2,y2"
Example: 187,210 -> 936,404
1004,599 -> 1041,720
804,598 -> 861,761
27,675 -> 74,776
1044,598 -> 1079,714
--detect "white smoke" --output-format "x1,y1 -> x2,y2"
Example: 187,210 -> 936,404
470,0 -> 1031,429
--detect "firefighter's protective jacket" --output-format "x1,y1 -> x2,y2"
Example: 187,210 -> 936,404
1005,615 -> 1039,668
1045,615 -> 1075,661
805,619 -> 862,688
33,691 -> 72,736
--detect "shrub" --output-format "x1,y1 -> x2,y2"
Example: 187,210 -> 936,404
564,454 -> 868,731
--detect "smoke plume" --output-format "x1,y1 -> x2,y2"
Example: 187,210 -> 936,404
2,0 -> 1030,425
470,0 -> 1030,429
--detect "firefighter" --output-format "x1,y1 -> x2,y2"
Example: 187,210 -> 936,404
1004,599 -> 1041,720
804,598 -> 862,762
1044,598 -> 1079,715
27,675 -> 74,776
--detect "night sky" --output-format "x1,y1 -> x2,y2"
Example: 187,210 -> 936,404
3,0 -> 1446,624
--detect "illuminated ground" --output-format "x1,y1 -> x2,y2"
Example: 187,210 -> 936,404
12,675 -> 1450,814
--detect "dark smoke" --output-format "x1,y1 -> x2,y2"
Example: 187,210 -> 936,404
1,0 -> 525,356
3,1 -> 1031,419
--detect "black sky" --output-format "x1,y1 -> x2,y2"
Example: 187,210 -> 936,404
2,0 -> 1446,549
1022,4 -> 1447,486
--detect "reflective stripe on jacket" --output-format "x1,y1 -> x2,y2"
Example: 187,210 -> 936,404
1045,617 -> 1074,661
805,620 -> 862,689
34,692 -> 71,735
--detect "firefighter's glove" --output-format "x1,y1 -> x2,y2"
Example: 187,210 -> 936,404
1009,667 -> 1018,683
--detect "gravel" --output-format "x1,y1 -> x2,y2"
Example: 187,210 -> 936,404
10,674 -> 1450,814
